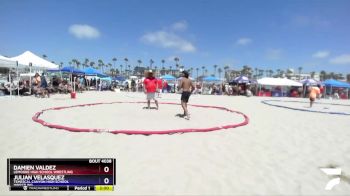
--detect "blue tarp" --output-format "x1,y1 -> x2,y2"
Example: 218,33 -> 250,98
322,79 -> 350,88
160,74 -> 176,80
60,66 -> 85,74
83,67 -> 107,77
203,76 -> 221,82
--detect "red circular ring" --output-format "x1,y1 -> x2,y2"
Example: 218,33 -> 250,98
32,101 -> 249,135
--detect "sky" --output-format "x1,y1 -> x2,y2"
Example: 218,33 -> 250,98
0,0 -> 350,75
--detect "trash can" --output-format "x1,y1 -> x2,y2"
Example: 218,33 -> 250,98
70,92 -> 76,99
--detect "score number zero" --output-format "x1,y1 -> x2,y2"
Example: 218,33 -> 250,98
88,159 -> 112,184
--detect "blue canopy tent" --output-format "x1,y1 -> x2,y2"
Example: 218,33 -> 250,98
60,66 -> 85,74
322,79 -> 350,99
83,67 -> 107,77
160,74 -> 176,81
201,76 -> 222,95
202,76 -> 221,82
83,67 -> 108,90
59,66 -> 85,92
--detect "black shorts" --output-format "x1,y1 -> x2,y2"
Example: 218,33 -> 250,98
181,91 -> 191,103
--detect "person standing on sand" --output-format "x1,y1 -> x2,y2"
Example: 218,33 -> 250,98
178,71 -> 195,120
309,85 -> 321,108
143,70 -> 159,109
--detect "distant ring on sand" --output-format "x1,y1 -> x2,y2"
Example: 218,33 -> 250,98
261,100 -> 350,115
32,101 -> 249,135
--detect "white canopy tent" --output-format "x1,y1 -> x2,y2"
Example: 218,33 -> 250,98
10,51 -> 59,69
257,77 -> 302,97
257,77 -> 302,87
0,55 -> 18,68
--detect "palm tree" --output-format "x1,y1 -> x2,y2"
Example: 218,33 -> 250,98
161,59 -> 165,68
213,64 -> 218,77
195,68 -> 199,81
258,69 -> 264,78
128,64 -> 131,76
98,59 -> 103,72
276,69 -> 281,77
189,67 -> 193,77
205,69 -> 208,76
154,66 -> 158,76
201,66 -> 205,76
90,61 -> 95,69
298,66 -> 303,80
310,71 -> 316,79
120,64 -> 123,75
83,58 -> 89,69
137,59 -> 142,67
161,66 -> 166,75
174,57 -> 180,70
149,59 -> 154,69
110,68 -> 114,76
269,70 -> 274,77
112,58 -> 117,69
223,65 -> 230,80
218,67 -> 223,79
175,63 -> 179,70
254,68 -> 258,78
76,61 -> 81,69
169,66 -> 172,74
69,61 -> 72,66
59,62 -> 63,69
346,74 -> 350,82
71,59 -> 77,67
42,54 -> 47,59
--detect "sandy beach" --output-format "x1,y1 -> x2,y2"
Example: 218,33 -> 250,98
1,91 -> 350,195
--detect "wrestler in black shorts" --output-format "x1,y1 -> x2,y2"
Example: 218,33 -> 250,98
181,91 -> 191,103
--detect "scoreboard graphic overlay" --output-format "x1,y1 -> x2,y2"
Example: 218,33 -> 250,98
7,158 -> 116,191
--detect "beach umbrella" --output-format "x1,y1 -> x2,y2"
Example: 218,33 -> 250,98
301,78 -> 319,86
301,78 -> 319,97
233,75 -> 250,84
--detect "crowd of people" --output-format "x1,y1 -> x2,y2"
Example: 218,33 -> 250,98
1,71 -> 347,101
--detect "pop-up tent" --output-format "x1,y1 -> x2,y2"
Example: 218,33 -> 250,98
323,79 -> 350,88
257,77 -> 302,86
60,66 -> 85,74
257,77 -> 302,97
322,79 -> 350,99
83,67 -> 107,77
10,51 -> 58,69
